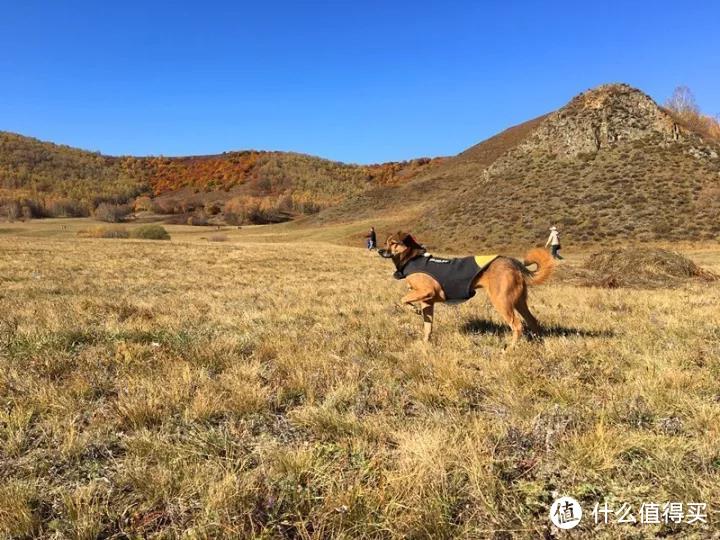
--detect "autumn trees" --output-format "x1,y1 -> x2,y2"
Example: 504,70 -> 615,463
0,131 -> 440,223
665,86 -> 720,142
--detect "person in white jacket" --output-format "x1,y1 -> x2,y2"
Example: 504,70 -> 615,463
545,226 -> 563,259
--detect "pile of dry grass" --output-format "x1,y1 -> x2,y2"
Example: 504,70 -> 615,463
581,247 -> 717,288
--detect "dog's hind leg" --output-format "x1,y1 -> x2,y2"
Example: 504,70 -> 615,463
420,301 -> 434,342
497,298 -> 523,346
486,278 -> 524,346
515,288 -> 541,338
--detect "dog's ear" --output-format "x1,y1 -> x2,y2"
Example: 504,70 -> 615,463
401,233 -> 423,250
388,231 -> 408,246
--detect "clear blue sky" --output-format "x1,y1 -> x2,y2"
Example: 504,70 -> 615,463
1,1 -> 718,163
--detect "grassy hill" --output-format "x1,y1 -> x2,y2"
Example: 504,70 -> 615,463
310,84 -> 720,252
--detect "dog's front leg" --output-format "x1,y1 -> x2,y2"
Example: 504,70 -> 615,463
401,287 -> 436,340
401,289 -> 432,316
420,301 -> 434,342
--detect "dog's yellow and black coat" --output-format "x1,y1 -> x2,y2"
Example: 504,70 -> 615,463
395,255 -> 498,302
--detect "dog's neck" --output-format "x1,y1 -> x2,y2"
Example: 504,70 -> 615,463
393,247 -> 426,272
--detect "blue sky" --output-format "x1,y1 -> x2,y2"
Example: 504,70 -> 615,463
1,1 -> 718,163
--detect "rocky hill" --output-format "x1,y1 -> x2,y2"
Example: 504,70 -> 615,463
506,84 -> 683,159
313,84 -> 720,251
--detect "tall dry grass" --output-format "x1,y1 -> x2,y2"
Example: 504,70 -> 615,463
0,233 -> 719,537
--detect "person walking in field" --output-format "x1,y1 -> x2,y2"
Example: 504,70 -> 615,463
545,225 -> 563,259
366,226 -> 377,250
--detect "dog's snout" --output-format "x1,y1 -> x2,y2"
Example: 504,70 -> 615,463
378,249 -> 393,259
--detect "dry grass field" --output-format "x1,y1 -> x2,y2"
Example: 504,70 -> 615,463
1,222 -> 720,538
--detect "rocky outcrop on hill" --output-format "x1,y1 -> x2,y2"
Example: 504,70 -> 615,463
497,84 -> 685,161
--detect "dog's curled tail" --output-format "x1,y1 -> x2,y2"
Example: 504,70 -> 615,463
523,247 -> 555,285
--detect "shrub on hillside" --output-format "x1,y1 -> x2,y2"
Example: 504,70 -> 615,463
245,203 -> 273,224
0,201 -> 21,221
94,202 -> 131,223
77,226 -> 129,238
205,201 -> 222,215
187,211 -> 209,226
133,196 -> 153,212
277,194 -> 294,213
46,198 -> 89,218
297,200 -> 321,214
224,211 -> 241,225
151,198 -> 182,214
0,197 -> 47,220
223,196 -> 293,225
130,224 -> 170,240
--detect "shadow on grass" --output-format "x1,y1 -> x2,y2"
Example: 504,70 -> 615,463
461,318 -> 615,339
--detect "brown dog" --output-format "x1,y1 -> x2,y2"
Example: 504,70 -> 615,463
379,232 -> 554,344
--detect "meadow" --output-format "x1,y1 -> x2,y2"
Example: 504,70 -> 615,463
1,221 -> 719,538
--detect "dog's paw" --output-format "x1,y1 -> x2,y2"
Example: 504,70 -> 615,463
394,303 -> 421,315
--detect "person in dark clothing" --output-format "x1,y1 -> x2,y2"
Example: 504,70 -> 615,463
366,227 -> 377,250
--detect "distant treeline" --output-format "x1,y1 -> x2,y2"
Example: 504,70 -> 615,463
0,193 -> 320,225
0,130 -> 441,223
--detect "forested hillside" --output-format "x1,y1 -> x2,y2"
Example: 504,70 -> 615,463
0,131 -> 441,222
